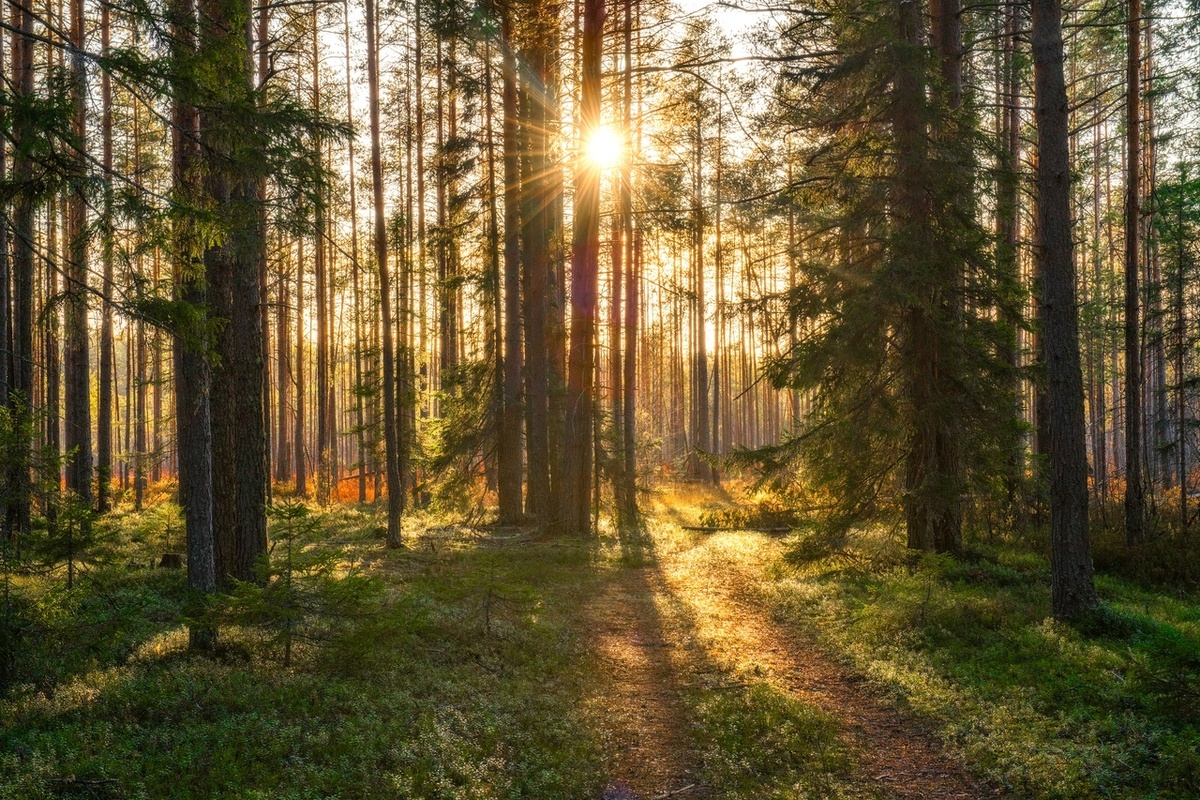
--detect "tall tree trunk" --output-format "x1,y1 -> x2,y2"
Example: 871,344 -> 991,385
344,0 -> 366,504
687,95 -> 711,483
896,0 -> 960,554
313,5 -> 331,504
135,319 -> 147,511
559,0 -> 604,534
46,199 -> 62,520
258,0 -> 272,503
620,0 -> 637,520
1124,0 -> 1145,545
6,0 -> 35,543
97,0 -> 115,512
200,0 -> 268,584
275,247 -> 292,483
64,0 -> 91,504
366,0 -> 403,546
171,0 -> 217,648
497,8 -> 523,522
522,22 -> 552,522
1031,0 -> 1099,620
295,236 -> 307,496
0,24 -> 8,420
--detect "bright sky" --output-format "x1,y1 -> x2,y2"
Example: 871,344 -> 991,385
674,0 -> 760,60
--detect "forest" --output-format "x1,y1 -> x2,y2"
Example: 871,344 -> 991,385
3,0 -> 1200,796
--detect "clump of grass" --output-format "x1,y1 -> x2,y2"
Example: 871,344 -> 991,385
694,681 -> 852,799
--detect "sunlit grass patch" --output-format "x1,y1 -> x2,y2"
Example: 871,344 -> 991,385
752,527 -> 1200,799
694,682 -> 854,800
1,505 -> 609,799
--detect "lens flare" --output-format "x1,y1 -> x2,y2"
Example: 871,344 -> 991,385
585,125 -> 622,169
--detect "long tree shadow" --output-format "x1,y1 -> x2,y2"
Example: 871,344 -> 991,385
590,517 -> 856,799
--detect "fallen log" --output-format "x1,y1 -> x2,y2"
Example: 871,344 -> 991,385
681,525 -> 791,535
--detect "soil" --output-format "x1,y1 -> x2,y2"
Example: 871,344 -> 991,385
584,527 -> 1002,800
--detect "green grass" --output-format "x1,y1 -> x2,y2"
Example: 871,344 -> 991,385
757,534 -> 1200,799
693,681 -> 851,800
1,505 -> 608,800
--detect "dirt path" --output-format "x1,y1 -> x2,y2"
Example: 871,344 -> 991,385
689,568 -> 999,799
586,567 -> 710,800
586,521 -> 1000,800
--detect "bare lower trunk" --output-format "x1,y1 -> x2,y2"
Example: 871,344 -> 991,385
1031,0 -> 1099,620
559,0 -> 604,535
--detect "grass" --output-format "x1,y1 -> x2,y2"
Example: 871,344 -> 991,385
1,503 -> 609,799
8,483 -> 1197,799
753,533 -> 1200,798
635,487 -> 861,798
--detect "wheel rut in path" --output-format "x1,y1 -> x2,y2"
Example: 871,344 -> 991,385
586,566 -> 709,800
669,552 -> 1001,800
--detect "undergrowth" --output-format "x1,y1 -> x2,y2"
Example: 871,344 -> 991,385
0,504 -> 607,799
749,531 -> 1200,798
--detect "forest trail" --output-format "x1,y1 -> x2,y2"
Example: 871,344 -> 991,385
587,509 -> 999,799
664,545 -> 997,799
587,565 -> 712,800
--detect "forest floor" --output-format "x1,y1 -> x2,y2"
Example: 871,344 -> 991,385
3,482 -> 1200,798
586,487 -> 992,800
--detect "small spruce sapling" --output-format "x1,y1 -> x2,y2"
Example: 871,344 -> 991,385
220,503 -> 382,666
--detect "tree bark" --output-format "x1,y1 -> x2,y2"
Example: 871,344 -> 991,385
497,8 -> 523,522
366,0 -> 403,546
1124,0 -> 1145,545
200,0 -> 268,584
6,0 -> 35,543
559,0 -> 604,534
64,0 -> 92,504
171,0 -> 217,648
1031,0 -> 1099,620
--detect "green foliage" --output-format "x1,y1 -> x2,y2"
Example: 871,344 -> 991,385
698,494 -> 803,530
763,532 -> 1200,798
423,360 -> 496,513
694,682 -> 851,800
216,503 -> 384,666
749,0 -> 1019,539
1,510 -> 608,799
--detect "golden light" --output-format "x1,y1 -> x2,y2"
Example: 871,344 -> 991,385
585,125 -> 622,169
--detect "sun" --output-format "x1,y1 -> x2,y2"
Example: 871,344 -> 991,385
585,125 -> 622,169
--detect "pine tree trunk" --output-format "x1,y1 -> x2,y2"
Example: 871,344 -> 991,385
6,0 -> 35,543
200,0 -> 268,584
345,0 -> 366,504
1124,0 -> 1145,545
522,24 -> 553,522
559,0 -> 604,534
366,0 -> 403,546
313,7 -> 331,504
497,8 -> 524,522
620,0 -> 638,520
170,0 -> 216,648
1031,0 -> 1099,620
64,0 -> 91,504
896,0 -> 961,554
